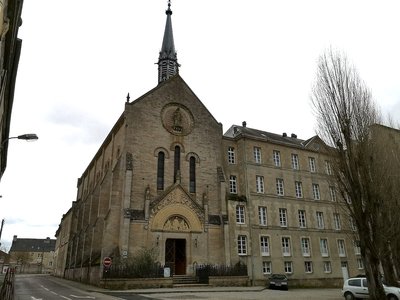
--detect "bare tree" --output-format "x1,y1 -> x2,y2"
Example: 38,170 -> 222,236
311,49 -> 386,299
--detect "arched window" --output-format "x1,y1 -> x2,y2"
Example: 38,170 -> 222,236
189,156 -> 196,193
157,152 -> 165,190
174,145 -> 181,182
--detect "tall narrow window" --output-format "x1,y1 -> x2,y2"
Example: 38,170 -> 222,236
229,175 -> 237,194
312,183 -> 320,200
338,239 -> 346,257
276,178 -> 284,196
309,157 -> 316,172
325,160 -> 332,175
157,152 -> 165,190
298,210 -> 306,228
273,150 -> 281,167
238,235 -> 247,255
320,238 -> 329,257
174,145 -> 181,182
295,181 -> 303,198
189,156 -> 196,193
228,147 -> 236,164
256,176 -> 264,193
259,206 -> 267,226
333,213 -> 341,230
260,236 -> 270,256
236,205 -> 245,224
254,147 -> 261,164
279,208 -> 288,227
282,237 -> 291,256
329,186 -> 337,201
301,237 -> 311,257
316,211 -> 325,229
291,154 -> 299,170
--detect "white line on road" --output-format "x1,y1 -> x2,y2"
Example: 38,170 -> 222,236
70,295 -> 95,299
31,297 -> 43,300
60,296 -> 72,300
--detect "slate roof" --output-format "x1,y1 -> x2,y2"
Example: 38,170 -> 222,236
224,124 -> 323,150
9,238 -> 56,253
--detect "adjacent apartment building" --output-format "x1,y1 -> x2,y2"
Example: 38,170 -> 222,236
53,3 -> 362,286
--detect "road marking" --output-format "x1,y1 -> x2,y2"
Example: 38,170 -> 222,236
31,297 -> 43,300
70,296 -> 95,299
60,296 -> 72,300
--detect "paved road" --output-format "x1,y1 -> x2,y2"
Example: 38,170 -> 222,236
13,274 -> 344,300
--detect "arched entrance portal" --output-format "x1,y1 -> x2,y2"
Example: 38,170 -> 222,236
165,238 -> 186,275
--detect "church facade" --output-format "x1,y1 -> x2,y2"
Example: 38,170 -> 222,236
54,3 -> 362,286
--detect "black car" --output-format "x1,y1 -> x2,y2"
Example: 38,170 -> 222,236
268,274 -> 288,290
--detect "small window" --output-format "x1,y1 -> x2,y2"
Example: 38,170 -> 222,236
262,261 -> 272,274
189,156 -> 196,193
238,235 -> 247,255
316,212 -> 324,229
256,176 -> 264,193
229,175 -> 237,194
260,236 -> 270,256
338,239 -> 346,257
354,240 -> 361,255
325,160 -> 332,175
320,238 -> 329,257
282,237 -> 291,256
309,157 -> 316,172
295,181 -> 303,198
276,178 -> 284,196
258,206 -> 267,226
323,261 -> 332,273
273,150 -> 281,167
301,237 -> 311,257
329,186 -> 337,201
236,205 -> 245,224
254,147 -> 261,164
298,210 -> 306,228
279,208 -> 288,227
304,261 -> 313,273
291,154 -> 299,170
284,261 -> 293,274
333,213 -> 341,230
312,184 -> 320,200
157,151 -> 165,190
357,259 -> 364,270
228,147 -> 236,164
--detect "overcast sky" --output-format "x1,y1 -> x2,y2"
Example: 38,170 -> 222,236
1,0 -> 399,251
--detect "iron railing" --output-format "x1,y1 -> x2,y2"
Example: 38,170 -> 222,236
0,267 -> 15,300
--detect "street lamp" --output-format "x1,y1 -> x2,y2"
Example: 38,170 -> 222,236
1,133 -> 38,148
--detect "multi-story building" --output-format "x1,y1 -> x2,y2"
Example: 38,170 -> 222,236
9,235 -> 56,274
54,3 -> 361,286
0,0 -> 24,180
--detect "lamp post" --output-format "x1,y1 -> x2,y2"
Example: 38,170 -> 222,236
3,133 -> 38,144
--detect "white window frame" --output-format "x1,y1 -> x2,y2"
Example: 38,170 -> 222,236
333,213 -> 341,230
281,237 -> 291,256
325,160 -> 332,175
273,150 -> 281,167
304,261 -> 313,273
262,261 -> 272,274
236,205 -> 245,224
357,258 -> 364,269
295,181 -> 303,198
291,154 -> 299,170
237,235 -> 247,255
337,239 -> 346,257
228,147 -> 236,164
316,211 -> 324,229
301,237 -> 311,257
229,175 -> 237,194
312,183 -> 320,200
258,206 -> 267,226
276,178 -> 284,196
320,238 -> 329,257
329,186 -> 337,202
284,261 -> 293,274
256,175 -> 264,193
298,210 -> 307,228
309,157 -> 316,173
260,236 -> 270,256
254,147 -> 261,164
323,261 -> 332,273
354,240 -> 361,255
279,208 -> 288,227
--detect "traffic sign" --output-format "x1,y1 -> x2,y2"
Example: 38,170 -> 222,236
103,257 -> 112,268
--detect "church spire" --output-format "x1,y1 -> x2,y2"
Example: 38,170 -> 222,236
157,0 -> 179,84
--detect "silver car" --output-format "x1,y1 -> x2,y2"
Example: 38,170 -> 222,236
342,277 -> 400,300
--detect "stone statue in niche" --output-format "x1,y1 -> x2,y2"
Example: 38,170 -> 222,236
172,108 -> 183,132
163,216 -> 189,231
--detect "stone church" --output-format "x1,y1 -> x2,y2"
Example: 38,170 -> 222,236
54,2 -> 362,286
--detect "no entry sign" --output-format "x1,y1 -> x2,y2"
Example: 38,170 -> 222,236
103,257 -> 112,268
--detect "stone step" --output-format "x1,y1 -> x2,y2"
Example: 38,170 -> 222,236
172,275 -> 199,284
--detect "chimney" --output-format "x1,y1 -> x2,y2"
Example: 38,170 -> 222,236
13,235 -> 17,241
282,132 -> 287,137
242,121 -> 247,127
291,133 -> 297,138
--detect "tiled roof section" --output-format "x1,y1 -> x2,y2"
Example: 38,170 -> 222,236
224,125 -> 320,149
10,238 -> 56,252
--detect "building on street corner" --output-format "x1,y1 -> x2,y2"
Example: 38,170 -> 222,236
54,2 -> 363,287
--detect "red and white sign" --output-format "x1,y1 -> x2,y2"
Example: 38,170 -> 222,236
103,257 -> 112,268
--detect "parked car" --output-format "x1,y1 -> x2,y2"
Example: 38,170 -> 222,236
268,273 -> 288,290
342,277 -> 400,300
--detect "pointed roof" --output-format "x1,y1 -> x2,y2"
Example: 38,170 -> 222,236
158,1 -> 180,84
